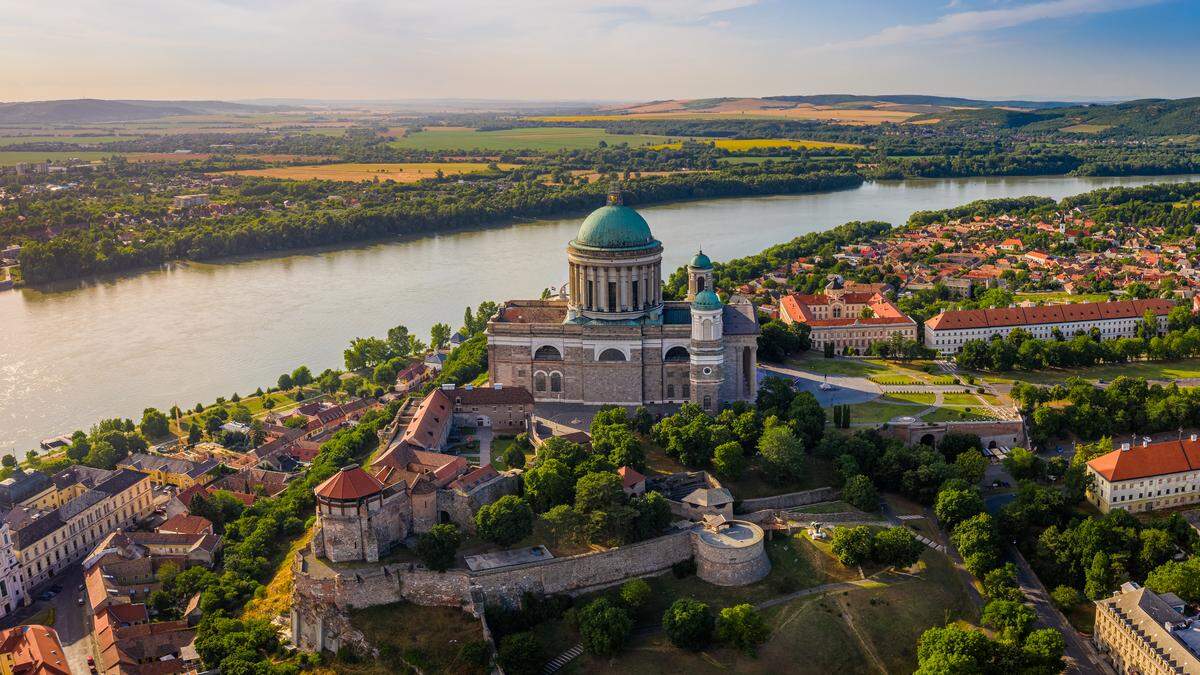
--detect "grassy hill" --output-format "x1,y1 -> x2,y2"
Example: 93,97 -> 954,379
0,98 -> 291,124
915,97 -> 1200,136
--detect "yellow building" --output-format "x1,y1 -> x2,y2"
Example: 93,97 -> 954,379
118,452 -> 218,488
1094,582 -> 1200,674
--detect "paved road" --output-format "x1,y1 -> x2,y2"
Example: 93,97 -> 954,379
1009,547 -> 1112,675
0,564 -> 93,675
758,363 -> 880,407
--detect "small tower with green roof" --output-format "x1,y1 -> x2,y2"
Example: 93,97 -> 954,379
686,248 -> 714,302
689,289 -> 725,413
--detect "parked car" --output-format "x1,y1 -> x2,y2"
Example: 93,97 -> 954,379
37,591 -> 53,601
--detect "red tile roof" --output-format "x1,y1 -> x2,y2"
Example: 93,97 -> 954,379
618,466 -> 646,489
314,465 -> 383,501
1088,437 -> 1200,482
0,625 -> 71,675
926,298 -> 1175,332
157,514 -> 213,536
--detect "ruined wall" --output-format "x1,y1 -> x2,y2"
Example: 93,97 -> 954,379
735,486 -> 839,514
437,473 -> 522,535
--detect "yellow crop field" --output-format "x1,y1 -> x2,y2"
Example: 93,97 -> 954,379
651,138 -> 862,151
221,162 -> 516,182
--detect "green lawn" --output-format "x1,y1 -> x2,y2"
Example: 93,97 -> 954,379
941,392 -> 984,406
869,374 -> 923,385
843,398 -> 927,424
921,407 -> 998,423
332,602 -> 487,675
785,354 -> 884,377
886,392 -> 936,405
388,126 -> 672,152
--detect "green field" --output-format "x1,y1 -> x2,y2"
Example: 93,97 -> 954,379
0,151 -> 116,166
388,126 -> 673,152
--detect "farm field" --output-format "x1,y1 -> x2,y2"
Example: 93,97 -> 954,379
0,151 -> 115,166
528,105 -> 918,125
221,161 -> 517,182
388,126 -> 672,151
0,135 -> 135,146
650,138 -> 863,151
1061,124 -> 1113,133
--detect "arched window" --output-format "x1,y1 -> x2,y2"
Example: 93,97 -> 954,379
832,306 -> 842,318
664,346 -> 689,362
597,348 -> 626,362
697,276 -> 706,292
550,372 -> 562,393
534,372 -> 547,392
701,318 -> 714,340
742,346 -> 753,396
703,395 -> 712,410
533,345 -> 562,361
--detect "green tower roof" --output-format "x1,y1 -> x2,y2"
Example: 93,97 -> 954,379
572,195 -> 656,250
692,289 -> 722,311
689,249 -> 713,269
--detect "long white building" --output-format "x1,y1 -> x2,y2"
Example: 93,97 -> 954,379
923,298 -> 1175,355
1086,435 -> 1200,514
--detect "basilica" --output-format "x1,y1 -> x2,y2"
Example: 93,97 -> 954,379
486,192 -> 759,412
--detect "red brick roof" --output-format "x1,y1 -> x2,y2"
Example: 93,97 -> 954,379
0,625 -> 71,675
314,465 -> 383,500
1088,437 -> 1200,482
157,514 -> 213,536
618,466 -> 645,488
926,298 -> 1175,332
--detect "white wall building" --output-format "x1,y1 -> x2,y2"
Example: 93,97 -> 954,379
1086,435 -> 1200,514
924,298 -> 1175,355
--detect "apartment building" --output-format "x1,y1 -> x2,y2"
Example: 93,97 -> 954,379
1095,582 -> 1200,674
1,468 -> 153,611
924,298 -> 1175,355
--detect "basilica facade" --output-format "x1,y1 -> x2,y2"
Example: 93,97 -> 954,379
486,193 -> 759,412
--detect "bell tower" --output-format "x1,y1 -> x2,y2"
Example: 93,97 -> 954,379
686,249 -> 714,302
689,290 -> 725,414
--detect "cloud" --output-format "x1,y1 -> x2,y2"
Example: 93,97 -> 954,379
817,0 -> 1161,50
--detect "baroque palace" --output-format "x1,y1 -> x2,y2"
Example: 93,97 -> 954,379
486,192 -> 759,412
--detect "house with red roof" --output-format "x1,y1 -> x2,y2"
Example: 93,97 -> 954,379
1086,435 -> 1200,514
779,277 -> 917,354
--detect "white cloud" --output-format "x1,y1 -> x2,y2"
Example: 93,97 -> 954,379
816,0 -> 1161,50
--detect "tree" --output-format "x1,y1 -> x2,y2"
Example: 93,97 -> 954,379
630,491 -> 671,541
276,373 -> 293,391
712,441 -> 747,480
430,322 -> 452,350
662,599 -> 715,651
1139,528 -> 1174,573
574,471 -> 625,514
1050,585 -> 1084,611
1003,447 -> 1042,480
982,564 -> 1023,602
951,513 -> 1002,577
982,599 -> 1037,644
140,408 -> 170,439
757,425 -> 805,484
831,525 -> 875,566
937,432 -> 981,460
873,527 -> 924,568
475,495 -> 534,547
954,450 -> 987,486
619,578 -> 651,610
841,474 -> 879,512
497,632 -> 543,675
416,523 -> 460,572
0,455 -> 14,468
1145,557 -> 1200,602
935,487 -> 985,529
1084,551 -> 1114,600
915,625 -> 995,673
500,444 -> 526,470
716,604 -> 770,656
541,504 -> 585,547
786,391 -> 826,447
523,458 -> 576,512
592,424 -> 644,470
291,365 -> 313,388
1022,629 -> 1066,673
578,598 -> 633,656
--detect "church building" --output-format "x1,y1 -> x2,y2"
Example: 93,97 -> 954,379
486,192 -> 759,412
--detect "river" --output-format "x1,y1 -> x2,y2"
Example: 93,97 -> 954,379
2,173 -> 1198,452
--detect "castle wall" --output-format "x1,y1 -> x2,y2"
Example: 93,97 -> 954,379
437,473 -> 521,535
734,486 -> 839,514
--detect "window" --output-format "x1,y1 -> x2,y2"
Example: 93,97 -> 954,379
664,346 -> 689,362
550,372 -> 562,393
607,281 -> 617,312
667,385 -> 675,398
632,280 -> 639,308
533,345 -> 562,361
598,348 -> 626,362
697,276 -> 706,292
534,372 -> 547,392
586,280 -> 594,309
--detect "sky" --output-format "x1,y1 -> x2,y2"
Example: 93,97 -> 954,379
1,0 -> 1197,103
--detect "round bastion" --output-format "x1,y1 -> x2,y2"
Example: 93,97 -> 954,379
692,519 -> 770,586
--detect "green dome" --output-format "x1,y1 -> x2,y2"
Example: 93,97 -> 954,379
693,290 -> 722,311
573,205 -> 656,250
689,250 -> 712,269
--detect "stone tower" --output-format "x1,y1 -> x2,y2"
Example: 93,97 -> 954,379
686,249 -> 714,302
689,290 -> 725,413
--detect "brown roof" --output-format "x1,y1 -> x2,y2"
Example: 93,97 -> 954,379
0,625 -> 71,675
157,514 -> 213,536
314,465 -> 383,501
927,298 -> 1175,332
1088,437 -> 1200,482
401,389 -> 453,450
618,466 -> 645,488
449,464 -> 499,492
450,385 -> 534,406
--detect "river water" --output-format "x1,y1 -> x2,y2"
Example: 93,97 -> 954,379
2,173 -> 1198,452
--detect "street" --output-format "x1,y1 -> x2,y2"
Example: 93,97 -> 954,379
0,563 -> 94,675
1009,547 -> 1112,675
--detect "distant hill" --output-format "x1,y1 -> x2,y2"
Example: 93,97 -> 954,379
915,97 -> 1200,136
761,94 -> 1080,110
0,98 -> 294,124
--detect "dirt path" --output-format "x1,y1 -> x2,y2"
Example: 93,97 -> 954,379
833,594 -> 888,674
